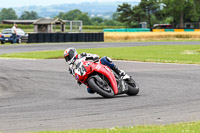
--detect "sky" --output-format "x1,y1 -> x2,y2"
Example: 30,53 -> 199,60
0,0 -> 141,8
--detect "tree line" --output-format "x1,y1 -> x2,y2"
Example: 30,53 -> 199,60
1,0 -> 200,28
0,8 -> 39,21
53,9 -> 124,26
0,8 -> 124,26
116,0 -> 200,28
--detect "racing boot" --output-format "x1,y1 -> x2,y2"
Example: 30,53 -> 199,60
87,86 -> 95,94
112,64 -> 130,79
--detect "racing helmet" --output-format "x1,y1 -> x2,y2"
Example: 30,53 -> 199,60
64,48 -> 78,64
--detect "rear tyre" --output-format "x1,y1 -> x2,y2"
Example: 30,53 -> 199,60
126,79 -> 139,96
1,41 -> 5,44
88,78 -> 114,98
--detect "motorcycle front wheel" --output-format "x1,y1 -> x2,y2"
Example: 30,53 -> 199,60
88,77 -> 114,98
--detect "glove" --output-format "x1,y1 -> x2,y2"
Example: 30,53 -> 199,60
93,56 -> 100,62
80,52 -> 87,57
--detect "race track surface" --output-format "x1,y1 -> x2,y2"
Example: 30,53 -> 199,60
0,42 -> 200,132
0,59 -> 200,132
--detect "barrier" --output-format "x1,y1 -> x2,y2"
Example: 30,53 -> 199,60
28,33 -> 37,43
152,29 -> 165,32
28,33 -> 104,43
37,33 -> 44,43
153,29 -> 199,32
64,33 -> 70,42
104,28 -> 151,32
174,29 -> 185,32
104,28 -> 200,33
126,28 -> 151,32
165,29 -> 175,32
184,29 -> 194,32
57,33 -> 65,42
51,33 -> 58,42
44,33 -> 51,42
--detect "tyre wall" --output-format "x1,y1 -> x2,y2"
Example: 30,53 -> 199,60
28,33 -> 104,43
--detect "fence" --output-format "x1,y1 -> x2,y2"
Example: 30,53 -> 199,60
28,33 -> 104,43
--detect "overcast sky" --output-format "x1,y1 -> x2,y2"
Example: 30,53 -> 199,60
0,0 -> 141,8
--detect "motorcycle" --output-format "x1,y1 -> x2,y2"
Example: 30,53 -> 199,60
73,58 -> 139,98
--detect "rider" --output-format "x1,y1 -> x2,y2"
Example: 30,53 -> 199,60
64,47 -> 128,94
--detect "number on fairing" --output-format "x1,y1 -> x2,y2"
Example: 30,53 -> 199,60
75,62 -> 86,76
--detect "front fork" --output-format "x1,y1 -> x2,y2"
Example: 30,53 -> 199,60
115,74 -> 129,94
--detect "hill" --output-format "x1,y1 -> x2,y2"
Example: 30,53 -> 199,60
1,1 -> 139,19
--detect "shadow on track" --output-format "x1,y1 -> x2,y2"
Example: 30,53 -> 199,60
70,94 -> 140,100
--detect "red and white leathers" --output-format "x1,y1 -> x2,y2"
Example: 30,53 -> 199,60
69,52 -> 100,76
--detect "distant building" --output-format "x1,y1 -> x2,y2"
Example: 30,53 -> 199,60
139,22 -> 147,28
33,18 -> 65,33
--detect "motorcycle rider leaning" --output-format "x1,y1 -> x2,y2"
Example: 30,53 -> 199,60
64,47 -> 129,94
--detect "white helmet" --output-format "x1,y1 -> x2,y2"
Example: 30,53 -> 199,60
64,48 -> 78,64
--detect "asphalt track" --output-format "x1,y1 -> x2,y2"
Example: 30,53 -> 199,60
0,42 -> 200,132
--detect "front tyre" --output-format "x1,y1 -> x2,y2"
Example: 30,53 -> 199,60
88,78 -> 114,98
126,79 -> 139,96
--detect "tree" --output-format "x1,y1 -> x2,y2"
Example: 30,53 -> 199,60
132,5 -> 146,25
20,11 -> 39,20
91,17 -> 103,24
112,13 -> 119,21
0,8 -> 17,22
117,3 -> 133,27
57,12 -> 65,19
56,9 -> 92,25
139,0 -> 159,28
75,13 -> 91,25
116,0 -> 200,28
161,0 -> 200,28
57,9 -> 82,20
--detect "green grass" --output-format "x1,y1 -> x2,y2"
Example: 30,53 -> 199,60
0,45 -> 200,64
28,121 -> 200,133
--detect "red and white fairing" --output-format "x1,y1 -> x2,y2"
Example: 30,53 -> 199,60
73,59 -> 119,94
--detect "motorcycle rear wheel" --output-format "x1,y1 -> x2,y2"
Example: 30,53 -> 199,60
88,78 -> 114,98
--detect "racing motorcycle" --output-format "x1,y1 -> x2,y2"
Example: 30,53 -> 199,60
73,58 -> 139,98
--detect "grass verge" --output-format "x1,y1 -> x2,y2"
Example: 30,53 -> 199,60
28,121 -> 200,133
0,45 -> 200,64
